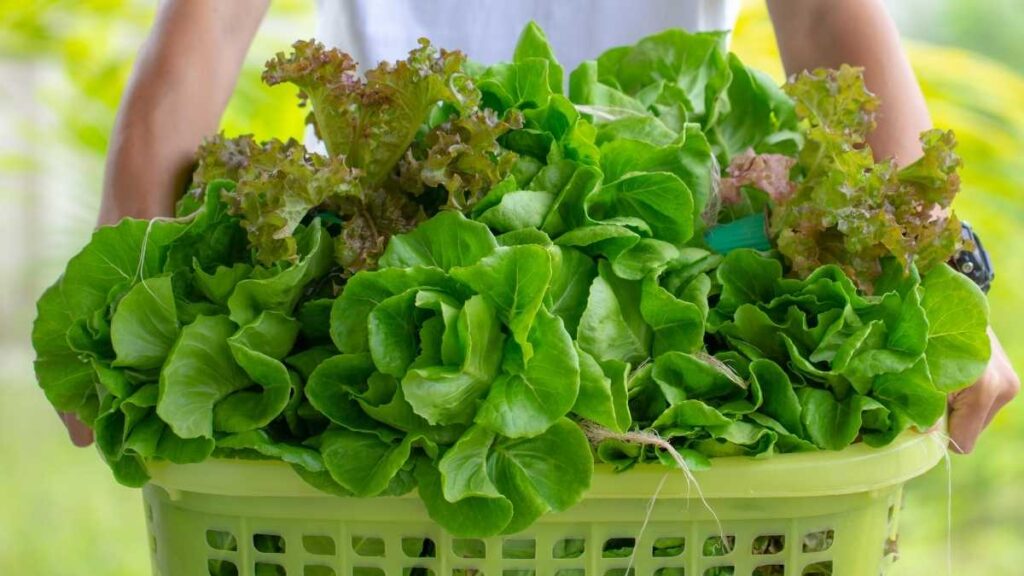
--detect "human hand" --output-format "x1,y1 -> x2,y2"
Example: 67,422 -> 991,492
60,412 -> 94,447
948,328 -> 1020,453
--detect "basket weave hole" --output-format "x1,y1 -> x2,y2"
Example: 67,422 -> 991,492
653,568 -> 685,575
801,531 -> 834,553
303,535 -> 336,556
207,530 -> 239,552
553,570 -> 585,576
207,559 -> 239,576
751,535 -> 785,555
801,561 -> 833,575
652,537 -> 685,557
255,562 -> 286,575
502,539 -> 536,559
351,536 -> 385,557
601,538 -> 636,558
254,533 -> 286,554
752,565 -> 785,575
702,567 -> 733,576
402,537 -> 437,558
702,536 -> 735,557
303,566 -> 336,576
502,571 -> 536,576
452,538 -> 487,559
883,534 -> 900,560
603,569 -> 635,576
552,538 -> 585,559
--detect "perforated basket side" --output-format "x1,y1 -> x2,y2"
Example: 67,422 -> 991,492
144,432 -> 942,576
145,481 -> 907,575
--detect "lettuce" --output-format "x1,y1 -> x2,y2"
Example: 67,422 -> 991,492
192,38 -> 521,268
771,66 -> 963,288
32,23 -> 992,537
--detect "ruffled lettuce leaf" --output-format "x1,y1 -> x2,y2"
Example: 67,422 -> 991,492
771,66 -> 963,289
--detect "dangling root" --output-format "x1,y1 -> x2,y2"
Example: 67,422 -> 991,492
579,420 -> 727,567
134,209 -> 203,294
926,429 -> 959,576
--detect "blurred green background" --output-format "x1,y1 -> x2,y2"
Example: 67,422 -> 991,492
0,1 -> 1020,574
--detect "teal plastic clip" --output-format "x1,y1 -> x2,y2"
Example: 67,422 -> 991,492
704,213 -> 772,253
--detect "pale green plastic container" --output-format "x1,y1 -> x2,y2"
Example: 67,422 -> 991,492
143,431 -> 944,576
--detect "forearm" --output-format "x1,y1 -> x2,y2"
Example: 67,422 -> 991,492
99,0 -> 268,225
766,0 -> 931,165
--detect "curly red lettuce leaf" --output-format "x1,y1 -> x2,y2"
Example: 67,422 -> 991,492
264,38 -> 478,188
188,134 -> 360,265
770,66 -> 962,289
184,40 -> 520,269
234,39 -> 517,269
398,108 -> 523,211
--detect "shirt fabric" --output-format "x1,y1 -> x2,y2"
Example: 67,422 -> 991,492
313,0 -> 742,72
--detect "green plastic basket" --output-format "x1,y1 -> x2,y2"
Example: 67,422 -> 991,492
143,431 -> 944,576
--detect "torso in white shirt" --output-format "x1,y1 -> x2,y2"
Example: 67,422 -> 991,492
314,0 -> 741,71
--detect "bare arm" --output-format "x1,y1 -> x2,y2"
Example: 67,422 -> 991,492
98,0 -> 269,225
767,0 -> 1019,452
64,0 -> 268,446
766,0 -> 931,165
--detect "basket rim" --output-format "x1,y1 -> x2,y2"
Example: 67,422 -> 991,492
147,430 -> 945,500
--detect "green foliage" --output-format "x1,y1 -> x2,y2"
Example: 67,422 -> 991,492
1,0 -> 312,155
28,20 -> 993,541
3,1 -> 1022,573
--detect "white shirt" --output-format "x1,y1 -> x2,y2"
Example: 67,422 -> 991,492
314,0 -> 742,72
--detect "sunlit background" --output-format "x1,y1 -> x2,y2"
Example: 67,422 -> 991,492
1,1 -> 1021,574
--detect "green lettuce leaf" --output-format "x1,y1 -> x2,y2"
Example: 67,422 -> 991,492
594,29 -> 731,127
797,387 -> 889,451
380,210 -> 498,271
451,245 -> 552,358
573,348 -> 631,433
403,296 -> 505,425
227,220 -> 333,326
216,429 -> 324,472
475,308 -> 580,437
213,311 -> 301,433
330,265 -> 458,354
545,246 -> 597,337
320,429 -> 420,497
578,261 -> 651,364
416,459 -> 513,538
920,264 -> 990,391
110,276 -> 180,370
34,217 -> 187,421
713,53 -> 800,159
305,353 -> 399,439
157,315 -> 251,439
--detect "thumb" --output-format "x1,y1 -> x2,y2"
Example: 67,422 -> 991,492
947,385 -> 996,454
59,412 -> 95,447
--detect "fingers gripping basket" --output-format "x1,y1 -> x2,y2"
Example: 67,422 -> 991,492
143,432 -> 943,576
